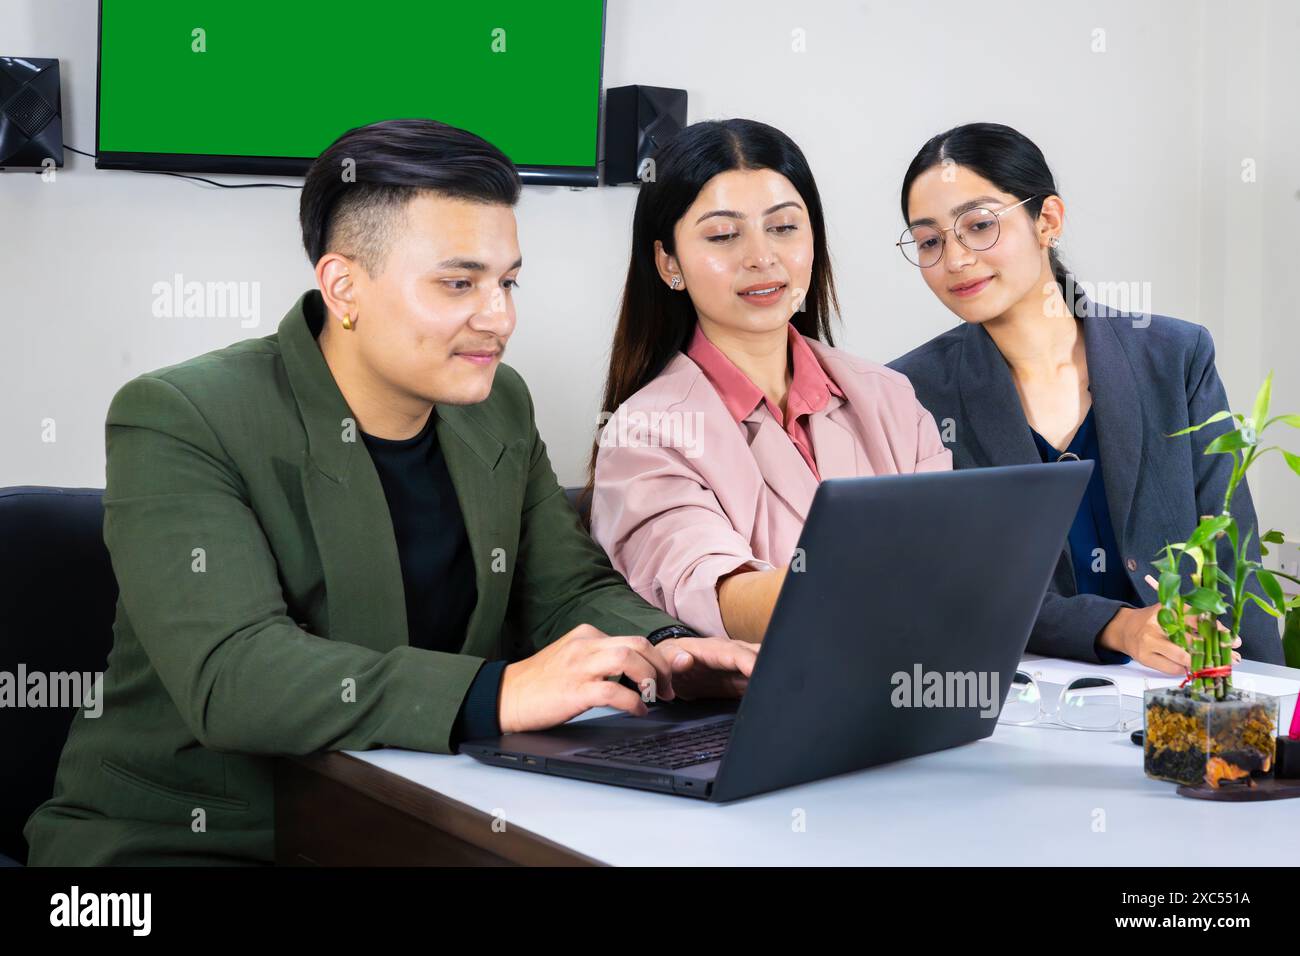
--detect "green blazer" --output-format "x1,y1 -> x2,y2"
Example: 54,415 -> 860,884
24,290 -> 680,866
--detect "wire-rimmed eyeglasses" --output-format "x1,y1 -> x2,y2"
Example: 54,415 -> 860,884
896,195 -> 1037,268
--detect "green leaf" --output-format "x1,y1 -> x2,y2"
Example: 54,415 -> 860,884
1264,414 -> 1300,431
1235,558 -> 1249,600
1256,568 -> 1287,613
1250,372 -> 1273,433
1226,517 -> 1240,555
1262,529 -> 1286,544
1168,410 -> 1231,437
1283,450 -> 1300,478
1185,586 -> 1228,615
1158,570 -> 1184,607
1157,607 -> 1180,634
1246,591 -> 1283,619
1205,430 -> 1252,455
1187,514 -> 1233,550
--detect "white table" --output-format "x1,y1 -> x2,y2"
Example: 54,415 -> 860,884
345,659 -> 1300,866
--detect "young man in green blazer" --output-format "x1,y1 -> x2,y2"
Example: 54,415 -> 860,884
24,119 -> 755,866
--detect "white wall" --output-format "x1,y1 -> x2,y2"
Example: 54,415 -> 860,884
3,0 -> 1297,541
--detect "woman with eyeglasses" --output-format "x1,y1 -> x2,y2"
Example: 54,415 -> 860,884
888,122 -> 1284,671
586,119 -> 951,644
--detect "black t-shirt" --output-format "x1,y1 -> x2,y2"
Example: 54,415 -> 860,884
361,411 -> 477,653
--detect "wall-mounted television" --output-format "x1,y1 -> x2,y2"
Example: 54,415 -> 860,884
95,0 -> 606,185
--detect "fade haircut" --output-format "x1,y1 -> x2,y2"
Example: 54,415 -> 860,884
300,118 -> 522,276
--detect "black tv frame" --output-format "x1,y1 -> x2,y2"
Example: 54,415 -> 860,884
93,0 -> 606,186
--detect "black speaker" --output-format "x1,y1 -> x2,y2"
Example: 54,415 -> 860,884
0,56 -> 64,171
603,84 -> 687,186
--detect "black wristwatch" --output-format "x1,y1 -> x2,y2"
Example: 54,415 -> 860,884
646,624 -> 698,646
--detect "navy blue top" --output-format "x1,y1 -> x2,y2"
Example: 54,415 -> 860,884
1029,406 -> 1137,663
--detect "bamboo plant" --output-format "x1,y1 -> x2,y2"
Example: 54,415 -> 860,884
1152,372 -> 1300,700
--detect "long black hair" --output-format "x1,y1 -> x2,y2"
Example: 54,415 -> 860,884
900,122 -> 1084,315
588,118 -> 840,488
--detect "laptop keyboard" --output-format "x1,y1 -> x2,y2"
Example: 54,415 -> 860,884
574,717 -> 735,770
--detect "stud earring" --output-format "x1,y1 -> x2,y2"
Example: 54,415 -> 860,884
670,275 -> 682,290
1049,237 -> 1060,249
341,312 -> 353,330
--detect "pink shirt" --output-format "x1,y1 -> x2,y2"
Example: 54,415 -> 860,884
591,326 -> 952,639
685,323 -> 843,481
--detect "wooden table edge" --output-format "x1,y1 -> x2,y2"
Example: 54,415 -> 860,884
276,751 -> 606,867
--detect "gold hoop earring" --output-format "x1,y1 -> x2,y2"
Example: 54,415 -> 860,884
341,312 -> 353,331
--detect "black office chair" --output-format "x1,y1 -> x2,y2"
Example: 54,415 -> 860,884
0,487 -> 118,866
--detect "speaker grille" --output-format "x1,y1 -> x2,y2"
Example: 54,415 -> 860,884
5,85 -> 55,138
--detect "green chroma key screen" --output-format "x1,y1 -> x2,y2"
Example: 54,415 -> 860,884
97,0 -> 605,176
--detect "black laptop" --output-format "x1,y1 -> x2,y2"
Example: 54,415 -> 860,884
460,461 -> 1092,801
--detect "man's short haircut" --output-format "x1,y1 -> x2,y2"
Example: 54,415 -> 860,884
299,118 -> 522,276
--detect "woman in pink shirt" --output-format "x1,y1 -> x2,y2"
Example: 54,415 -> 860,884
587,119 -> 951,643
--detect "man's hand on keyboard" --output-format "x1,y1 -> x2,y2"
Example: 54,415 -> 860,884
653,636 -> 756,701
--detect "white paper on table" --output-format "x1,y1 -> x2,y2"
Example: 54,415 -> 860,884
1019,653 -> 1300,700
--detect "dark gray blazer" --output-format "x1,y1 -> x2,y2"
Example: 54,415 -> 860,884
889,301 -> 1283,665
